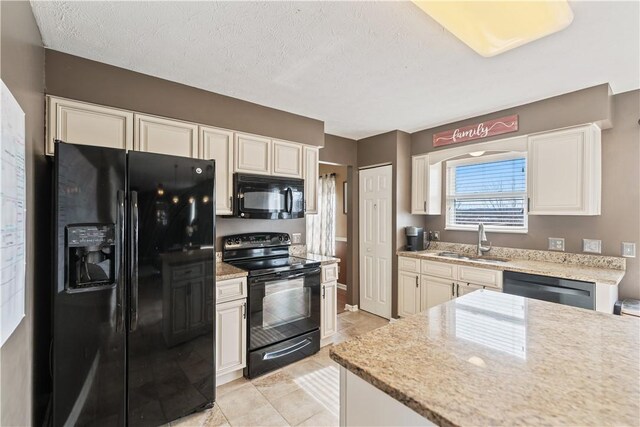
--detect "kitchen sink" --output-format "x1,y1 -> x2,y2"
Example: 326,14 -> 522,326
436,252 -> 508,264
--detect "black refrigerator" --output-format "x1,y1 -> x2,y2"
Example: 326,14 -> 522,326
52,142 -> 216,426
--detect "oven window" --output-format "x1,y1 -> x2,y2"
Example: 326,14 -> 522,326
244,190 -> 285,211
263,278 -> 310,329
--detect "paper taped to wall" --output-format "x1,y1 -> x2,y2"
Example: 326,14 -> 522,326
0,79 -> 26,347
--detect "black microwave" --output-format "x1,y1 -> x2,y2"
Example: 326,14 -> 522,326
233,173 -> 305,219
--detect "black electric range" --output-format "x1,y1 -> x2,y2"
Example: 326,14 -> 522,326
222,232 -> 321,378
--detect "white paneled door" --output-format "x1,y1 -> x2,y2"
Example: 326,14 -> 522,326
359,165 -> 392,319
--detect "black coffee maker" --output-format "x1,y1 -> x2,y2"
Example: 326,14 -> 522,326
405,226 -> 425,251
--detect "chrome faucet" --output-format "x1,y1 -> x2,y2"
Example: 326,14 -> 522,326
477,223 -> 492,257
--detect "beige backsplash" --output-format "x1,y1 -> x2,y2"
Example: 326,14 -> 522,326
428,241 -> 626,270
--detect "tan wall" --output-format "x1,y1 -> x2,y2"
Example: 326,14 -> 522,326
322,134 -> 357,166
412,84 -> 613,155
44,50 -> 325,246
319,163 -> 348,239
416,89 -> 640,299
357,130 -> 422,317
0,2 -> 46,425
45,50 -> 325,147
320,134 -> 359,305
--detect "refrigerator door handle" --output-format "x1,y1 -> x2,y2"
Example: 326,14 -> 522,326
130,190 -> 140,332
116,190 -> 125,332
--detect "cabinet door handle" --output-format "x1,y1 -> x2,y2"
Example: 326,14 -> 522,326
456,283 -> 460,297
322,285 -> 326,299
451,283 -> 455,297
415,276 -> 419,288
423,201 -> 427,212
229,196 -> 232,208
243,302 -> 247,319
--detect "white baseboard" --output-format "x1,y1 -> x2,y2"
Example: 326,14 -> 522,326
345,304 -> 359,312
337,283 -> 347,291
216,369 -> 244,386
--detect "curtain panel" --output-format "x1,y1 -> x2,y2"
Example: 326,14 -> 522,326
306,174 -> 336,256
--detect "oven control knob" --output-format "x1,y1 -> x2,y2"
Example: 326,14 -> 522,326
284,235 -> 289,241
278,236 -> 283,242
235,238 -> 241,244
226,239 -> 232,245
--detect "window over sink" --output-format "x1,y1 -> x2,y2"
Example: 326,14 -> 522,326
446,152 -> 527,233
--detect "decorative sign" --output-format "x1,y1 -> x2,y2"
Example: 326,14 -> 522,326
433,114 -> 519,147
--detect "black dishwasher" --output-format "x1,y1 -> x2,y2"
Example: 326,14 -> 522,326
503,271 -> 596,310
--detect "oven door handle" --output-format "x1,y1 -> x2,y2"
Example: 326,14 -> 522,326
262,337 -> 312,361
250,268 -> 321,284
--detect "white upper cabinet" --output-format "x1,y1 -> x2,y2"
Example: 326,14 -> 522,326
46,96 -> 133,155
528,124 -> 601,215
303,146 -> 319,214
234,133 -> 272,175
272,140 -> 303,178
134,114 -> 199,158
200,126 -> 234,215
411,154 -> 442,215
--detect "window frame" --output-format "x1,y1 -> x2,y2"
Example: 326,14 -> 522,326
445,151 -> 528,234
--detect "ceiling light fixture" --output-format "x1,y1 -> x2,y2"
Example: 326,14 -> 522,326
469,151 -> 486,157
412,0 -> 574,57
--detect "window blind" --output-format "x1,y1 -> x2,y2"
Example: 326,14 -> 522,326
447,156 -> 527,230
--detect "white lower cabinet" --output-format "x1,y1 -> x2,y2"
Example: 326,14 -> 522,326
398,271 -> 420,317
422,276 -> 454,310
321,280 -> 338,340
321,263 -> 339,343
397,257 -> 503,316
215,277 -> 247,384
456,282 -> 483,297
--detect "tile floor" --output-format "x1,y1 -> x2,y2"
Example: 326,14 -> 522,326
170,310 -> 389,427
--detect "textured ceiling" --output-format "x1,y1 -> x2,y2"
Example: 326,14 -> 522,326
31,1 -> 640,140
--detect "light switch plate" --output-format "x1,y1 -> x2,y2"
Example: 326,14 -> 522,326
583,239 -> 602,254
433,231 -> 440,241
291,233 -> 302,244
622,242 -> 636,258
548,237 -> 565,251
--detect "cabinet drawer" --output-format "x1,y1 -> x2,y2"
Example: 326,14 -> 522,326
216,277 -> 247,303
172,263 -> 204,281
421,260 -> 457,280
322,263 -> 339,283
399,257 -> 420,273
458,266 -> 503,289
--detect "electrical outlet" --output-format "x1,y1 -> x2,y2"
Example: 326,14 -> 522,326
622,242 -> 636,258
582,239 -> 602,254
548,237 -> 565,251
291,233 -> 302,244
433,231 -> 440,241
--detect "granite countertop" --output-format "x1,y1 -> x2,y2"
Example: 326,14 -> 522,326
303,253 -> 341,265
216,262 -> 248,281
397,250 -> 625,286
330,290 -> 640,427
